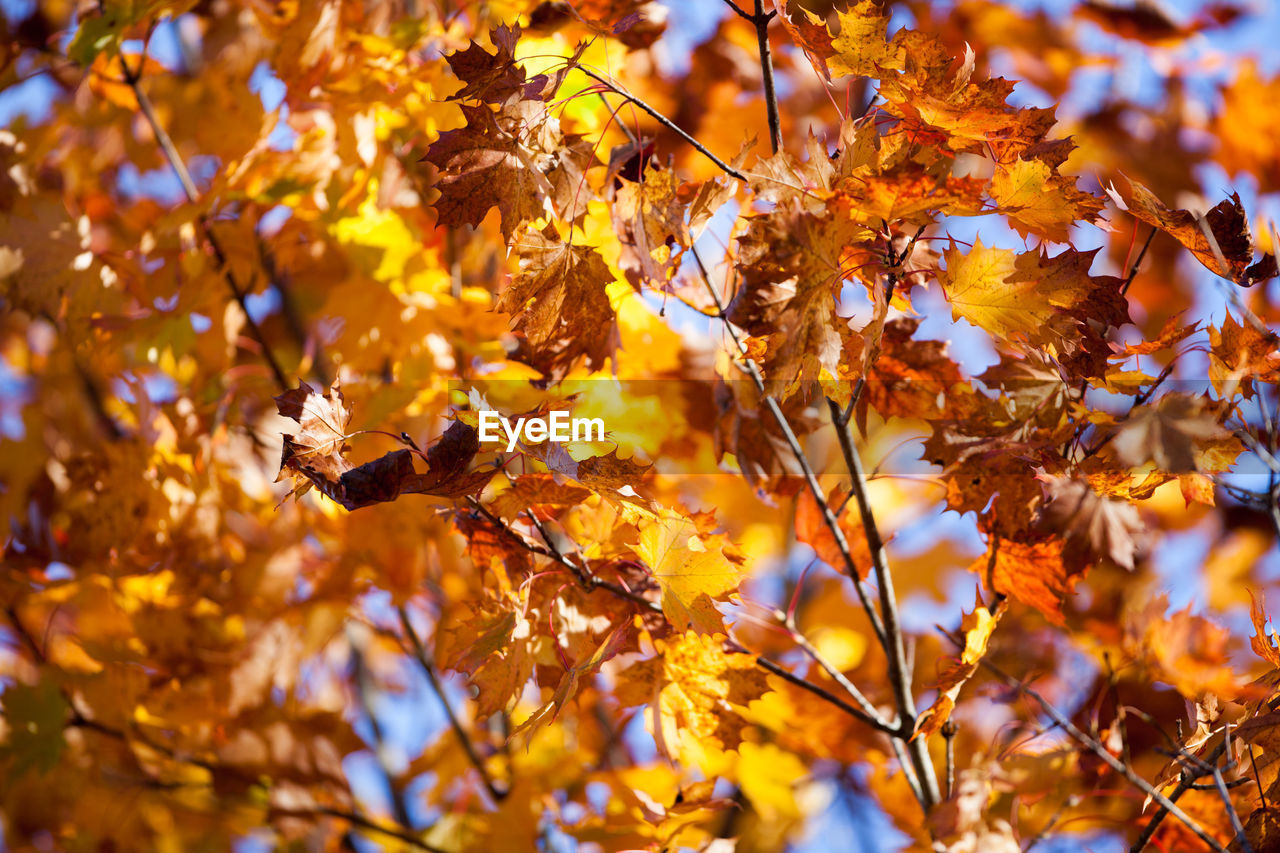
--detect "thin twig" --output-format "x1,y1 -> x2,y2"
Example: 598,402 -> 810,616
1119,228 -> 1156,296
277,808 -> 448,853
114,48 -> 292,391
751,0 -> 782,153
749,653 -> 893,733
783,614 -> 896,732
719,0 -> 755,22
464,496 -> 890,731
397,605 -> 507,803
888,734 -> 926,806
690,247 -> 890,652
347,624 -> 415,829
946,644 -> 1230,853
942,720 -> 957,800
577,67 -> 746,181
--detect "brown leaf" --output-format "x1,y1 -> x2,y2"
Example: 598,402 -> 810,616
276,383 -> 492,509
1108,177 -> 1277,286
1112,394 -> 1227,474
500,231 -> 617,377
774,0 -> 836,81
1037,476 -> 1144,571
1209,312 -> 1280,397
425,101 -> 597,239
445,24 -> 553,104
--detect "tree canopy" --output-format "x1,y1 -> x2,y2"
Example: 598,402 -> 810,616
4,0 -> 1280,850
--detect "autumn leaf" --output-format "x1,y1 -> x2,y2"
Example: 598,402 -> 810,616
1208,311 -> 1280,396
615,631 -> 770,760
1126,596 -> 1245,699
939,240 -> 1127,361
794,484 -> 873,578
1036,476 -> 1144,571
828,1 -> 902,79
1107,176 -> 1278,286
276,383 -> 492,508
1111,393 -> 1227,474
773,0 -> 837,81
917,592 -> 1006,739
499,230 -> 618,377
425,100 -> 597,239
989,157 -> 1104,243
632,510 -> 744,634
974,535 -> 1084,625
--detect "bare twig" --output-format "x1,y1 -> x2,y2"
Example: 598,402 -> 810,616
942,720 -> 958,800
276,808 -> 448,853
780,611 -> 896,733
464,495 -> 891,731
347,624 -> 414,828
111,47 -> 292,391
690,246 -> 891,652
690,247 -> 938,810
577,67 -> 747,181
397,605 -> 507,803
751,0 -> 782,153
1119,227 -> 1156,296
944,644 -> 1229,853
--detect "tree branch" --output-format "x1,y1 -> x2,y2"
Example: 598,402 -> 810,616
946,641 -> 1230,853
828,397 -> 940,807
751,0 -> 782,153
112,49 -> 292,392
397,605 -> 507,803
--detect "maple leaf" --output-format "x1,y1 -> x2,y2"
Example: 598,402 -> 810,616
424,101 -> 597,239
276,383 -> 492,509
1036,476 -> 1144,571
274,380 -> 354,500
445,25 -> 555,105
973,535 -> 1083,625
1108,176 -> 1279,286
1126,596 -> 1245,699
512,623 -> 629,736
917,592 -> 1006,739
731,200 -> 873,393
488,473 -> 592,521
939,240 -> 1128,369
990,157 -> 1105,243
828,1 -> 901,79
875,32 -> 1057,158
611,164 -> 688,289
631,510 -> 744,634
794,484 -> 873,579
1208,311 -> 1280,397
500,230 -> 617,376
1251,592 -> 1280,671
614,631 -> 770,759
1111,393 -> 1227,474
773,0 -> 836,81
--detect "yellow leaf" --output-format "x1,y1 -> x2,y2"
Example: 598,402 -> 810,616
633,511 -> 744,633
